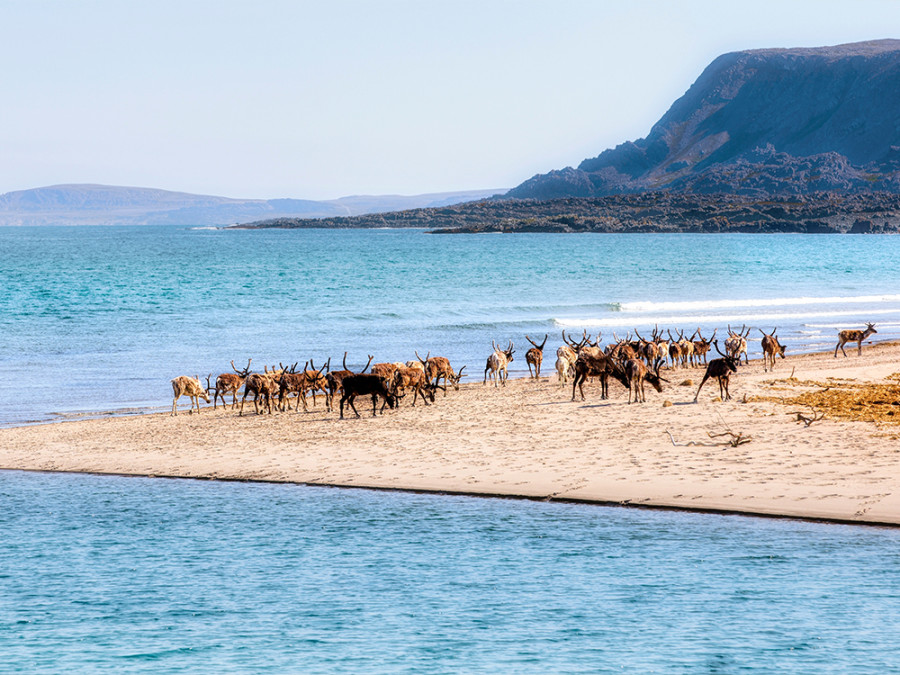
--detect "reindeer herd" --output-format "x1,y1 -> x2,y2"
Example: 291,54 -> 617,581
171,323 -> 878,416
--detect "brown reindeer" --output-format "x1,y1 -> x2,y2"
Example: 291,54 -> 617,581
240,372 -> 279,415
759,328 -> 786,372
389,366 -> 437,407
525,334 -> 548,378
834,323 -> 877,358
415,351 -> 466,395
484,340 -> 515,387
624,358 -> 665,404
694,341 -> 739,402
211,359 -> 251,409
692,329 -> 715,366
171,375 -> 210,416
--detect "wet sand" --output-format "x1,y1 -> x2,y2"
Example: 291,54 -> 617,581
2,342 -> 899,525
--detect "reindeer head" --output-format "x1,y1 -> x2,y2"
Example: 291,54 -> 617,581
449,365 -> 466,390
713,341 -> 739,372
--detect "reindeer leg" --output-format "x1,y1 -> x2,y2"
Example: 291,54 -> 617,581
694,373 -> 710,402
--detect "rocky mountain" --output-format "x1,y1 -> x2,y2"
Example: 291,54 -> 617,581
508,40 -> 900,199
0,184 -> 504,226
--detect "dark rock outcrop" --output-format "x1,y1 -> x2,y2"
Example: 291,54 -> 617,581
507,40 -> 900,199
234,192 -> 900,234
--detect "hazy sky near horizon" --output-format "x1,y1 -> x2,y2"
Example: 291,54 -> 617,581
2,0 -> 899,200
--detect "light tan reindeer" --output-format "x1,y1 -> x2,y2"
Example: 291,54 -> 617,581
171,375 -> 211,416
834,323 -> 877,357
484,340 -> 515,387
725,324 -> 751,365
759,328 -> 786,372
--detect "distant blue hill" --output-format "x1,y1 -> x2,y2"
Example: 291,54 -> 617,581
0,184 -> 504,226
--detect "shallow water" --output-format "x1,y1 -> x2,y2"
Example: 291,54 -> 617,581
1,226 -> 899,425
2,470 -> 900,673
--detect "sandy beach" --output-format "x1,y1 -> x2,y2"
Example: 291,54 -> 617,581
2,342 -> 899,526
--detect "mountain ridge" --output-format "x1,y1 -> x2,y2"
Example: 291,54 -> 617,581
0,184 -> 505,226
507,39 -> 900,199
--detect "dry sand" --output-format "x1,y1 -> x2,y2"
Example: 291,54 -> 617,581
2,343 -> 899,525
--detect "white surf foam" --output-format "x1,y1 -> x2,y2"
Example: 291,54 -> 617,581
617,294 -> 900,314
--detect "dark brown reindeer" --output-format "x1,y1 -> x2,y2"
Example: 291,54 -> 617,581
525,334 -> 548,378
571,352 -> 629,402
211,359 -> 251,409
694,341 -> 739,402
834,323 -> 877,358
240,371 -> 279,415
325,353 -> 373,411
339,373 -> 397,418
759,328 -> 786,372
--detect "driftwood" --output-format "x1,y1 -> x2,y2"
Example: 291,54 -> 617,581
707,430 -> 753,447
790,406 -> 826,427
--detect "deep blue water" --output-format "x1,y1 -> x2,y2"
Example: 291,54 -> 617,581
2,470 -> 900,674
1,225 -> 899,425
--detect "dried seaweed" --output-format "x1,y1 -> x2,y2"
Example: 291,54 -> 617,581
754,372 -> 900,426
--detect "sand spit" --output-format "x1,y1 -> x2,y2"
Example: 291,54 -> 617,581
2,343 -> 899,525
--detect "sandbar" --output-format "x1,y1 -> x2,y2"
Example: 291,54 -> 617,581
2,343 -> 899,526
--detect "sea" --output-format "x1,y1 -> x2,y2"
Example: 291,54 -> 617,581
2,225 -> 900,672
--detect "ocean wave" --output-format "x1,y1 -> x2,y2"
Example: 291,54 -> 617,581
553,307 -> 900,328
617,294 -> 900,314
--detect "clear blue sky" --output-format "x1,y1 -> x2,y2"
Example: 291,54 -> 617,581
2,0 -> 898,199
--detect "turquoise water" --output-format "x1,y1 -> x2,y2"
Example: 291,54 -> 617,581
1,225 -> 899,425
3,470 -> 900,674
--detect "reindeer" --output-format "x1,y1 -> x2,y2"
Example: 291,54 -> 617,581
339,373 -> 397,418
416,351 -> 466,395
525,334 -> 548,378
277,361 -> 327,412
624,358 -> 665,404
634,328 -> 662,369
694,341 -> 739,402
325,353 -> 373,411
370,362 -> 399,381
240,372 -> 279,415
692,329 -> 715,366
171,375 -> 210,416
556,330 -> 591,384
725,324 -> 751,365
389,366 -> 437,407
834,323 -> 877,358
667,330 -> 684,369
679,329 -> 698,367
571,352 -> 628,401
484,340 -> 515,387
760,328 -> 786,372
210,359 -> 251,409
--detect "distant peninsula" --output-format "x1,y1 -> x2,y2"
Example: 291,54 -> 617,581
238,40 -> 900,234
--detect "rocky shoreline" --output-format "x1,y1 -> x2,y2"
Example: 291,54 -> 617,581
232,191 -> 900,234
